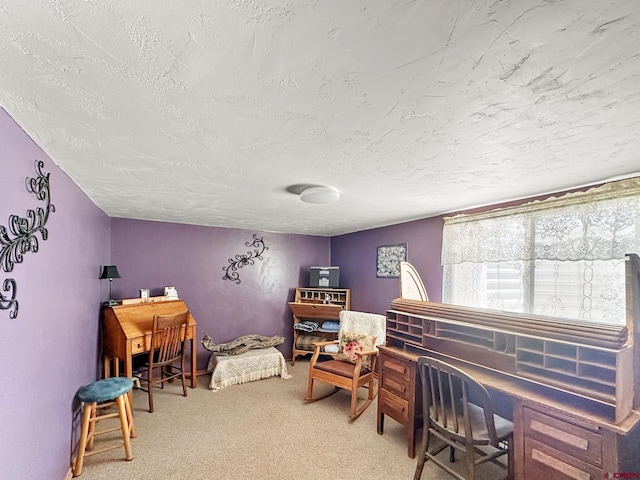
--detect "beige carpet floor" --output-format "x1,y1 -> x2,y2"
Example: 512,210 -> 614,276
73,358 -> 507,480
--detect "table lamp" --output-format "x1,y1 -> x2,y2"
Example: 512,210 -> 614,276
99,265 -> 121,306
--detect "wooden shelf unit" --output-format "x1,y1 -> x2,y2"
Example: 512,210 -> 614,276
288,287 -> 350,364
295,288 -> 350,306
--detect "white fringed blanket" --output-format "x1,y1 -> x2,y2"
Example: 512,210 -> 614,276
207,347 -> 291,391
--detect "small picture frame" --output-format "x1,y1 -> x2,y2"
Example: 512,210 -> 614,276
140,288 -> 149,299
376,243 -> 407,278
164,286 -> 178,299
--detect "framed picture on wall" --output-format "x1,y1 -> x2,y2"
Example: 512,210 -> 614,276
376,243 -> 407,278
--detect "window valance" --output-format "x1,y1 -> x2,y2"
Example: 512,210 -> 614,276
442,177 -> 640,265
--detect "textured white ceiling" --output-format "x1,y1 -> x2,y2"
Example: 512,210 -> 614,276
1,1 -> 639,236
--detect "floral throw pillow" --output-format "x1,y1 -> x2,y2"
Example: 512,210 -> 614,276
335,331 -> 377,369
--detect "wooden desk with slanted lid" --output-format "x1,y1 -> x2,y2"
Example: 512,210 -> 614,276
101,298 -> 197,398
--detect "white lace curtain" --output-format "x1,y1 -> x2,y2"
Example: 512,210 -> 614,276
441,178 -> 640,324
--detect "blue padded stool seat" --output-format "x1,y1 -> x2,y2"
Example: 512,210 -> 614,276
73,377 -> 136,477
78,377 -> 133,403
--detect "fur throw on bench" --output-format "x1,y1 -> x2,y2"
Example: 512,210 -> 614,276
202,333 -> 285,356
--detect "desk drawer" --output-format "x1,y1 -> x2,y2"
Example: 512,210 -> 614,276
525,437 -> 602,480
132,336 -> 150,354
382,372 -> 411,399
131,327 -> 192,356
523,407 -> 601,467
380,388 -> 410,423
381,354 -> 412,383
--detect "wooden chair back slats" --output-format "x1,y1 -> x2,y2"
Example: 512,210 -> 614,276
152,316 -> 185,364
138,311 -> 189,413
415,356 -> 514,480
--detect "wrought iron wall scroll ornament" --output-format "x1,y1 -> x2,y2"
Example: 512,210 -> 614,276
0,160 -> 55,318
222,234 -> 268,284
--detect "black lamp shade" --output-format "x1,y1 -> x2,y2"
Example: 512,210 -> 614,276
99,265 -> 121,280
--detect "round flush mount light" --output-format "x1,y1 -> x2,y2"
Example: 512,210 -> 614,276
299,185 -> 340,204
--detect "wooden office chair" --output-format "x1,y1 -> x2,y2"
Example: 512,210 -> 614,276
137,311 -> 189,412
414,356 -> 514,480
306,310 -> 386,420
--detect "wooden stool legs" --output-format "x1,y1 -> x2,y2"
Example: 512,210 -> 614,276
73,390 -> 135,476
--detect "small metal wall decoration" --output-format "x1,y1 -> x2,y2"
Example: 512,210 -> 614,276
0,160 -> 55,318
222,234 -> 268,284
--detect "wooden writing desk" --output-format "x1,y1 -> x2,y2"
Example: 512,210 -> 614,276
378,253 -> 640,479
102,298 -> 198,397
377,345 -> 640,479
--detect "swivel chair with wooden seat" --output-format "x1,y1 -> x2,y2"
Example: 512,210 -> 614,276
137,311 -> 189,413
306,310 -> 386,420
414,356 -> 514,480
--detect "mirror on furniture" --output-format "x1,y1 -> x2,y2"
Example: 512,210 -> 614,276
400,261 -> 428,301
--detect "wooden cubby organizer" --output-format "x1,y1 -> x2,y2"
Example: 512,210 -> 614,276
386,298 -> 632,423
288,287 -> 350,365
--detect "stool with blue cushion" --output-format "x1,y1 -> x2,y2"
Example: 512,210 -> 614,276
73,377 -> 136,477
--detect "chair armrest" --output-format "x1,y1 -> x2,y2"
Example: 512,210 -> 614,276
312,340 -> 338,349
309,340 -> 338,367
354,349 -> 378,357
352,349 -> 379,376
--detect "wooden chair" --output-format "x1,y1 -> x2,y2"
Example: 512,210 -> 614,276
414,356 -> 514,480
73,377 -> 136,476
306,310 -> 386,420
137,311 -> 189,413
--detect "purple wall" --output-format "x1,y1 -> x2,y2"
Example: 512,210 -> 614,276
110,219 -> 330,368
0,108 -> 110,480
331,217 -> 444,315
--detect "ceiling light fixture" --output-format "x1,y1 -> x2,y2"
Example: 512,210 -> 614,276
300,185 -> 340,204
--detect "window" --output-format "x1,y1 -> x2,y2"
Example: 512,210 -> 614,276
441,178 -> 640,325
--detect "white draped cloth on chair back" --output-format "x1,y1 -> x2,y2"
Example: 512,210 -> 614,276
338,310 -> 386,347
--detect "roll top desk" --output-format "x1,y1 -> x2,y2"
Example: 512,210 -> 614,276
377,254 -> 640,479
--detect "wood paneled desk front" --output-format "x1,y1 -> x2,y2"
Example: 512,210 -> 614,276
377,344 -> 640,479
101,298 -> 198,401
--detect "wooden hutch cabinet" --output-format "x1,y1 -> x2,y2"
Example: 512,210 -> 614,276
377,254 -> 640,479
288,287 -> 350,364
